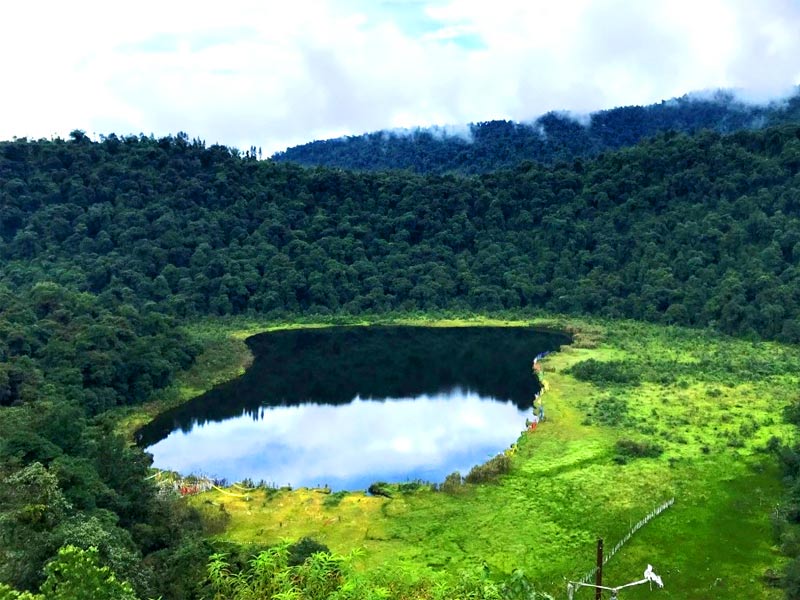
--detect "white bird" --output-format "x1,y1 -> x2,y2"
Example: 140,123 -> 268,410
643,564 -> 664,588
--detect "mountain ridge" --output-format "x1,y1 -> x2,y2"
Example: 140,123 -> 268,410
271,88 -> 800,173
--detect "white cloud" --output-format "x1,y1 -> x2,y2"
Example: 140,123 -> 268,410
147,391 -> 526,489
1,0 -> 798,154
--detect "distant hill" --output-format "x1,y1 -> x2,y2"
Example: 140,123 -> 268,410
271,89 -> 800,173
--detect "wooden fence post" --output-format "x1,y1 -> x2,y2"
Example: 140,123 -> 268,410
595,538 -> 603,600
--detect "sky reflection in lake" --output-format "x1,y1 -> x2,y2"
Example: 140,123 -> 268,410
142,326 -> 569,490
146,388 -> 528,490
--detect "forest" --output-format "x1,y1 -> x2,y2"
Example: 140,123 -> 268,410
273,89 -> 800,174
3,124 -> 800,340
2,110 -> 800,597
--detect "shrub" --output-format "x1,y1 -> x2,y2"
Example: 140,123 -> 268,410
397,481 -> 425,493
367,482 -> 392,498
591,395 -> 630,426
614,438 -> 664,460
727,436 -> 745,448
783,556 -> 800,599
287,537 -> 330,566
41,545 -> 138,600
441,471 -> 464,495
465,454 -> 511,484
195,501 -> 231,535
322,491 -> 348,508
568,359 -> 642,386
784,398 -> 800,426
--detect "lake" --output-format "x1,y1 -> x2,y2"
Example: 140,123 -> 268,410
138,326 -> 569,490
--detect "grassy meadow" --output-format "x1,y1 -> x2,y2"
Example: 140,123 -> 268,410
134,316 -> 798,598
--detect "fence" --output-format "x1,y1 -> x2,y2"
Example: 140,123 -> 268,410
575,498 -> 675,586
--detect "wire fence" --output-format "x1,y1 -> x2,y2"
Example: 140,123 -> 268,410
575,498 -> 675,586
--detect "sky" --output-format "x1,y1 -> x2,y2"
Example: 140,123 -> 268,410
148,391 -> 526,490
1,0 -> 799,155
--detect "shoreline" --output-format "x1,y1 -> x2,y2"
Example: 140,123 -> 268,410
118,314 -> 582,445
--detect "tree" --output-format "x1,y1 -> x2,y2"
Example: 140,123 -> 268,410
40,545 -> 138,600
0,463 -> 72,589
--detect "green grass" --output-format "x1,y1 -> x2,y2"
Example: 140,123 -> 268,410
153,315 -> 795,598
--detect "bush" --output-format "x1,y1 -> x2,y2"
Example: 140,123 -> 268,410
397,481 -> 425,493
465,454 -> 511,484
287,537 -> 330,566
784,398 -> 800,426
322,491 -> 348,508
727,435 -> 745,448
367,482 -> 392,498
441,471 -> 464,495
195,501 -> 231,535
614,438 -> 664,460
783,556 -> 800,599
568,359 -> 642,386
588,395 -> 630,426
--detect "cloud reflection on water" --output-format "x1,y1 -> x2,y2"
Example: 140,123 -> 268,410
146,388 -> 528,490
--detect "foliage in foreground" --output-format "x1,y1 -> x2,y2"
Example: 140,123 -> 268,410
206,541 -> 553,600
0,282 -> 205,598
0,545 -> 137,600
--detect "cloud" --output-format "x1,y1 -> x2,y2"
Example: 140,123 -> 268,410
147,390 -> 526,489
0,0 -> 798,154
381,123 -> 474,143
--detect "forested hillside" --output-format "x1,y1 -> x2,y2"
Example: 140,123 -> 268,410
0,282 -> 210,598
272,89 -> 800,174
3,122 -> 800,596
3,125 -> 800,340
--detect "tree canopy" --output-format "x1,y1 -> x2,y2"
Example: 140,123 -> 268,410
272,89 -> 800,174
3,125 -> 800,340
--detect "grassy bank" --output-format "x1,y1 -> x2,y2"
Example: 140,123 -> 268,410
115,323 -> 255,440
173,316 -> 797,599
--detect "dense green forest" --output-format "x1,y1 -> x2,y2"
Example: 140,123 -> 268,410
3,125 -> 800,340
272,89 -> 800,174
3,116 -> 800,597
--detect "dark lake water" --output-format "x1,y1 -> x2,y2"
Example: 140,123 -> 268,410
139,326 -> 569,490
